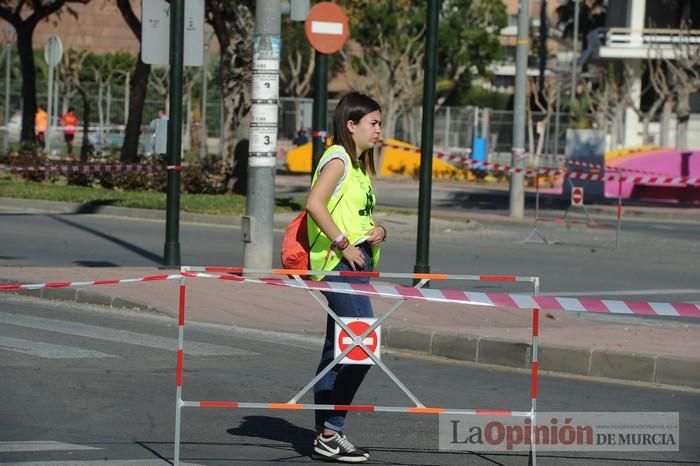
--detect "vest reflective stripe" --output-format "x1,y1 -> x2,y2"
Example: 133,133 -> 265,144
307,145 -> 381,279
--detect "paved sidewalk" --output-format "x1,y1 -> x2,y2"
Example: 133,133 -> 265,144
1,265 -> 699,390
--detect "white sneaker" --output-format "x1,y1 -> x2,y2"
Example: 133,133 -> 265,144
312,431 -> 369,463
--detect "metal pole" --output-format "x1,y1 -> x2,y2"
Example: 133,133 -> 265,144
163,0 -> 185,267
553,76 -> 562,156
243,0 -> 281,270
45,64 -> 54,154
199,33 -> 212,160
311,51 -> 328,176
616,178 -> 622,250
570,0 -> 580,99
414,0 -> 439,277
509,0 -> 529,218
124,73 -> 130,125
3,42 -> 11,153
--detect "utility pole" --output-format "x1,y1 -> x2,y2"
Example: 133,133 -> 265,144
243,0 -> 281,269
3,35 -> 12,154
414,0 -> 439,276
163,0 -> 185,267
200,28 -> 214,160
570,0 -> 580,99
509,0 -> 529,218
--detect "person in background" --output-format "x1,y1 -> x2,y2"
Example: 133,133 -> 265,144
35,106 -> 48,146
293,127 -> 309,146
60,108 -> 79,155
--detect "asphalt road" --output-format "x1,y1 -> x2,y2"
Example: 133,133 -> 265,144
1,296 -> 698,465
1,206 -> 699,305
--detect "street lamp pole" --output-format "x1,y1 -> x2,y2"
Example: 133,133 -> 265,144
3,35 -> 12,154
509,0 -> 530,218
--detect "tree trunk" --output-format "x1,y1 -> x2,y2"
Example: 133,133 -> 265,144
675,91 -> 690,150
660,99 -> 672,147
76,84 -> 91,162
16,27 -> 38,146
120,58 -> 150,162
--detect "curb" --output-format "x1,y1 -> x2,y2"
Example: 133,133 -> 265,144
3,196 -> 700,230
381,326 -> 700,390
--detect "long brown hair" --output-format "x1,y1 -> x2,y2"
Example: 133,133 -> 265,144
332,92 -> 381,176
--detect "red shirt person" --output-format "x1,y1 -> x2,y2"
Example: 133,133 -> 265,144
60,109 -> 79,155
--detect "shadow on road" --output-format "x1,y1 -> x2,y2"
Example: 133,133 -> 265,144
49,214 -> 163,266
227,415 -> 316,457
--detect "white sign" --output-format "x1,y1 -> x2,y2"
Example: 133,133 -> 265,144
141,0 -> 205,67
334,318 -> 381,365
249,127 -> 277,154
253,36 -> 281,72
251,103 -> 278,125
44,36 -> 63,68
252,74 -> 279,101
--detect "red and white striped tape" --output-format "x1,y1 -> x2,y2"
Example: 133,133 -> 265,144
0,274 -> 181,291
181,271 -> 700,319
379,142 -> 700,185
2,271 -> 698,319
0,163 -> 163,174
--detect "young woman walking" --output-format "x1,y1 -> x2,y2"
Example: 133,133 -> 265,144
305,92 -> 387,463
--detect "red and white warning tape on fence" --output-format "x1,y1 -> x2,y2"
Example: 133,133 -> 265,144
181,271 -> 700,319
0,273 -> 182,291
379,142 -> 700,186
2,271 -> 698,319
0,163 -> 163,174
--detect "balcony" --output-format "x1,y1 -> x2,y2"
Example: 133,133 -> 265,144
593,27 -> 700,60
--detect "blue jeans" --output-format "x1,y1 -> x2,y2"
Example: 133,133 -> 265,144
314,245 -> 374,432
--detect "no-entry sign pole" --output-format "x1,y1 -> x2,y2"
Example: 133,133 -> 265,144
306,2 -> 349,174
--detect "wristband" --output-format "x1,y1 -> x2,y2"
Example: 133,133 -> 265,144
332,232 -> 347,247
378,224 -> 387,241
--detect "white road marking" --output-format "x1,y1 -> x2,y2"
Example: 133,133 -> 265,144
541,289 -> 700,297
0,441 -> 99,453
0,313 -> 257,356
0,461 -> 202,465
0,337 -> 117,359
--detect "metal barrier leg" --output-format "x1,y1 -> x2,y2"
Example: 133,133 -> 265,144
529,307 -> 539,466
173,276 -> 187,466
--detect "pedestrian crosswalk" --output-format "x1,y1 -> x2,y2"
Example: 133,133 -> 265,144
0,311 -> 258,359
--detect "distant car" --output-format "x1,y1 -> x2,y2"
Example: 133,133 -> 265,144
5,112 -> 21,143
88,129 -> 151,157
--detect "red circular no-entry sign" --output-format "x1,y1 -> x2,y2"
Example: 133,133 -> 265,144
337,320 -> 378,362
305,2 -> 349,54
571,186 -> 584,206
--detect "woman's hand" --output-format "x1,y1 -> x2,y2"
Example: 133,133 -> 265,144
341,244 -> 366,271
365,225 -> 386,247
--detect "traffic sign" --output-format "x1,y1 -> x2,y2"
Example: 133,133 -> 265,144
304,2 -> 349,54
571,186 -> 584,207
334,318 -> 380,365
44,36 -> 63,68
141,0 -> 205,67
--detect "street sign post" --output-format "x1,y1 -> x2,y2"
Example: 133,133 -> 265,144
304,2 -> 349,54
306,2 -> 349,174
334,318 -> 380,365
44,35 -> 63,154
141,0 -> 204,67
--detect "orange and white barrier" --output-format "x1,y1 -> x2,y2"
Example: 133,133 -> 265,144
4,269 -> 700,465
